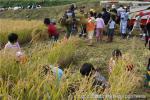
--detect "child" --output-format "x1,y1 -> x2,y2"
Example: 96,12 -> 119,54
80,63 -> 108,90
108,49 -> 134,73
79,6 -> 87,38
96,13 -> 105,42
42,64 -> 63,81
86,11 -> 96,45
4,33 -> 21,53
107,15 -> 116,42
145,58 -> 150,88
108,49 -> 122,73
4,33 -> 27,63
44,18 -> 59,41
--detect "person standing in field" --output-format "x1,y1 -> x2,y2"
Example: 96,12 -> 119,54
107,15 -> 116,42
128,12 -> 144,38
102,8 -> 110,25
44,18 -> 59,41
86,11 -> 96,45
78,6 -> 87,38
117,5 -> 124,24
65,4 -> 76,39
120,8 -> 129,39
96,13 -> 105,42
145,16 -> 150,50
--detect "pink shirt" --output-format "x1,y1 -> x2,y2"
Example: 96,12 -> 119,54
96,18 -> 105,28
4,42 -> 21,53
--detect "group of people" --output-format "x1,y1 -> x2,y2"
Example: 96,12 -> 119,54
3,32 -> 150,89
2,4 -> 150,93
56,4 -> 149,48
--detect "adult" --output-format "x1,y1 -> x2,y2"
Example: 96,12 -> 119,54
117,5 -> 125,24
120,9 -> 129,39
110,4 -> 117,24
102,8 -> 110,25
111,4 -> 117,15
65,4 -> 77,38
96,13 -> 105,42
79,6 -> 87,38
128,12 -> 144,38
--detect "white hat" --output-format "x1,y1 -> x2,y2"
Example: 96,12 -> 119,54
124,6 -> 127,9
112,4 -> 116,9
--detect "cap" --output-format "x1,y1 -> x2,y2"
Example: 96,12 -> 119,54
90,9 -> 95,13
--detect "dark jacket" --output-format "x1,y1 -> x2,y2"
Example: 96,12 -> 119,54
102,11 -> 110,25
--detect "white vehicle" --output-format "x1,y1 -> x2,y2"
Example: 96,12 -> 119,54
13,6 -> 21,10
100,0 -> 150,9
0,8 -> 5,12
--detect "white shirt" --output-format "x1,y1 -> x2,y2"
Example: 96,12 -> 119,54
109,20 -> 116,29
117,7 -> 125,16
120,12 -> 128,21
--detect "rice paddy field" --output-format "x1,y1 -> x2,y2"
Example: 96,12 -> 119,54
0,18 -> 149,99
0,1 -> 150,99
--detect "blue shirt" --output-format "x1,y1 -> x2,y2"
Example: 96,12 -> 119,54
50,65 -> 63,80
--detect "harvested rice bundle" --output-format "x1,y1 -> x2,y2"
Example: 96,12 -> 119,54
75,11 -> 88,25
30,27 -> 48,43
59,17 -> 73,26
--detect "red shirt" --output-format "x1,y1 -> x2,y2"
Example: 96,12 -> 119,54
48,24 -> 58,36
